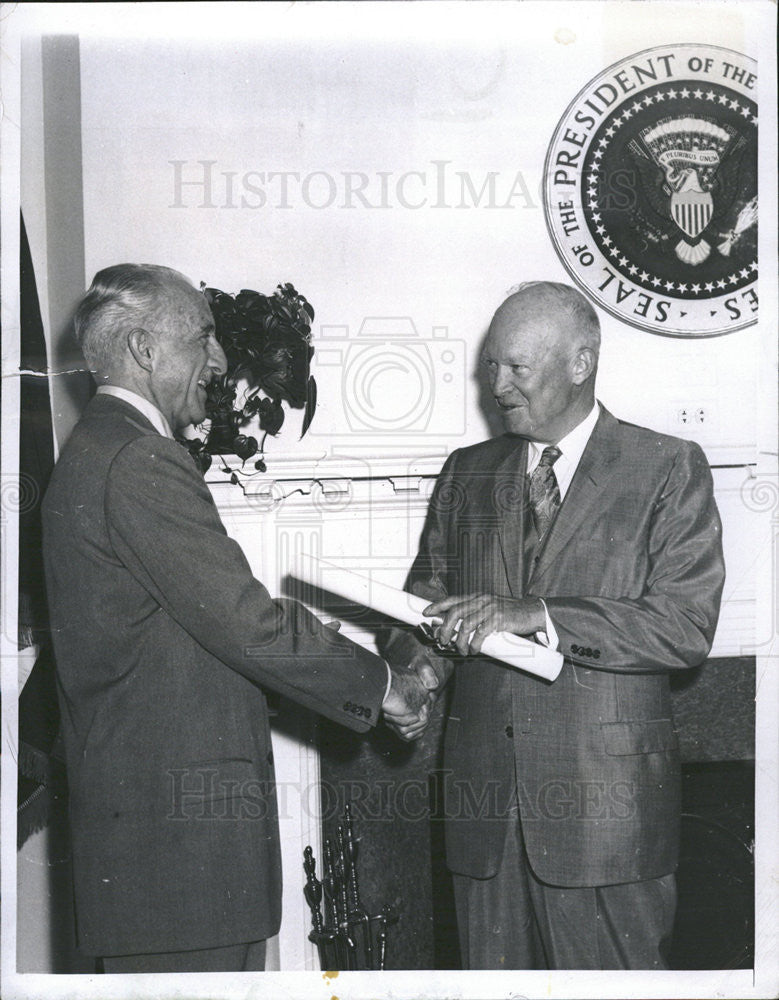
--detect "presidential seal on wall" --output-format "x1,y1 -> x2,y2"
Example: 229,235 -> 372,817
544,45 -> 757,337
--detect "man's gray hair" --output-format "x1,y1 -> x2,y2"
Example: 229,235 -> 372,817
506,281 -> 601,352
74,263 -> 194,374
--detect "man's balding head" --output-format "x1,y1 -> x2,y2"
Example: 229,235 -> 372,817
481,282 -> 600,442
494,281 -> 601,356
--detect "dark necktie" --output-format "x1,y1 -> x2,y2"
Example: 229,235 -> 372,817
528,445 -> 561,540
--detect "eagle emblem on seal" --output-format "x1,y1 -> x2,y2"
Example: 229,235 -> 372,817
629,115 -> 756,266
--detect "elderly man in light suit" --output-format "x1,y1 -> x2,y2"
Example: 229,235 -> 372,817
387,281 -> 725,969
42,264 -> 429,973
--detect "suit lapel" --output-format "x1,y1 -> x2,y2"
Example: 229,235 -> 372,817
495,438 -> 530,597
529,408 -> 622,586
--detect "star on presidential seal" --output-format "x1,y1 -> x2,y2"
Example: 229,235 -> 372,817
544,44 -> 757,337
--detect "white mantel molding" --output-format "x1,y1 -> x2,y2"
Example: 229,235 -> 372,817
206,452 -> 448,521
205,446 -> 759,495
206,450 -> 449,488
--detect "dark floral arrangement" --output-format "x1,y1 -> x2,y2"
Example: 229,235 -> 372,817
180,282 -> 317,476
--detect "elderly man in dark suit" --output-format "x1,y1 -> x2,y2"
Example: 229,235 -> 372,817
387,281 -> 725,969
42,264 -> 429,973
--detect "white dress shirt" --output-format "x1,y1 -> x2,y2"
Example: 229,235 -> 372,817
526,401 -> 601,501
96,385 -> 174,439
527,401 -> 601,649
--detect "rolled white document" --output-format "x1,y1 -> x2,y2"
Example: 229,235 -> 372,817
295,555 -> 563,682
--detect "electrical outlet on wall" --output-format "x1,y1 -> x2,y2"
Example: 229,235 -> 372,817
671,402 -> 715,433
676,406 -> 706,425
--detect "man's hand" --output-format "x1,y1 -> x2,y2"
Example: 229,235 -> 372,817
424,593 -> 546,657
381,654 -> 441,742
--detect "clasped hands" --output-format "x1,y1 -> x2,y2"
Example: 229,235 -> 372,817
422,592 -> 546,656
381,593 -> 545,742
381,652 -> 443,742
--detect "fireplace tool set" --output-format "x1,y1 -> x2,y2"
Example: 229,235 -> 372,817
303,804 -> 397,970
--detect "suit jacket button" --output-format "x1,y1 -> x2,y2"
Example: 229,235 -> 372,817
505,725 -> 514,739
267,751 -> 274,766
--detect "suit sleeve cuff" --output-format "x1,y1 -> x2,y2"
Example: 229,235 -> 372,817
534,598 -> 560,651
383,661 -> 392,704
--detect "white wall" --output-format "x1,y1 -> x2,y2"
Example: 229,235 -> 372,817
75,3 -> 761,467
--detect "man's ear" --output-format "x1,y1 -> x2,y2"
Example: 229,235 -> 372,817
571,347 -> 597,385
127,328 -> 155,372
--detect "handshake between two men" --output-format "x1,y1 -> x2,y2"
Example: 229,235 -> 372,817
381,593 -> 547,741
44,271 -> 721,972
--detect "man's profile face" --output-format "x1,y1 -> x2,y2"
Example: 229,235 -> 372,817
481,301 -> 582,443
149,282 -> 226,433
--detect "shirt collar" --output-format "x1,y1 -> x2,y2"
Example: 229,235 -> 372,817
96,385 -> 174,439
527,401 -> 600,474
